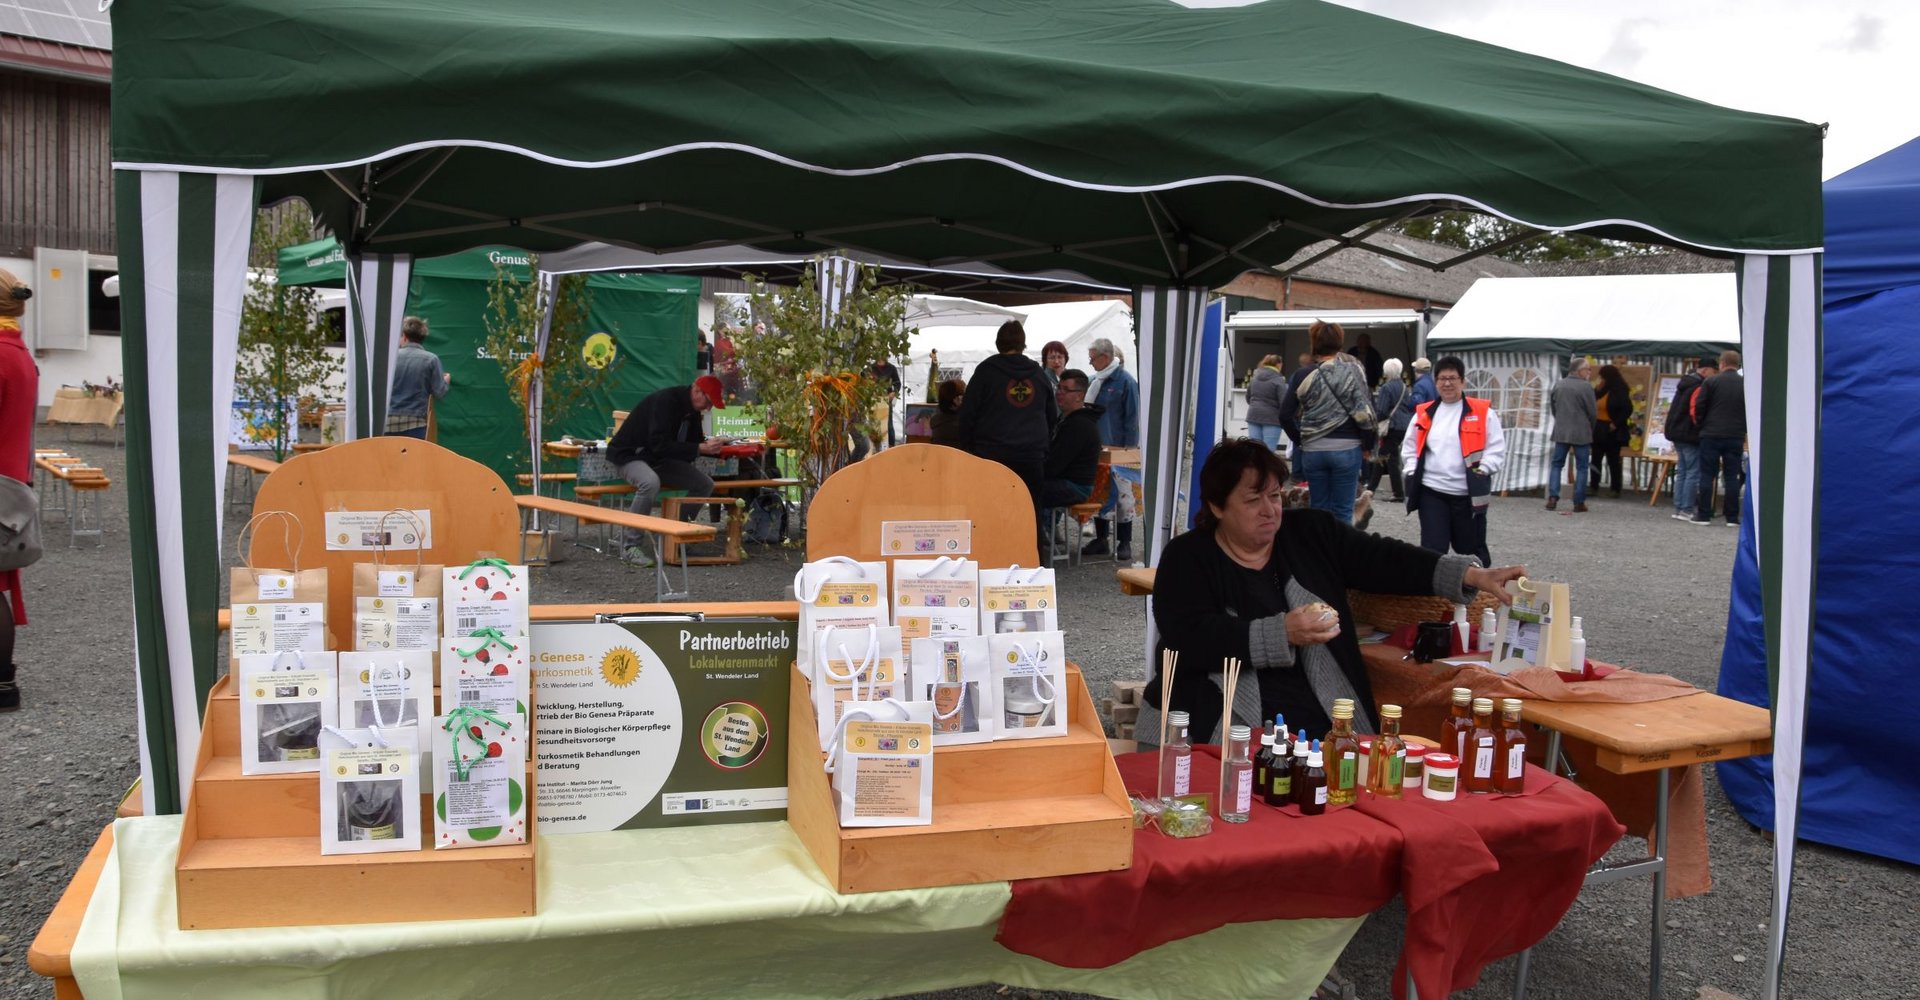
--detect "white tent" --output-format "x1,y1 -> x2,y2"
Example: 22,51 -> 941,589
1426,273 -> 1740,492
901,299 -> 1135,403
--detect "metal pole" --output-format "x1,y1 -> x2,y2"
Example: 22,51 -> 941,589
1649,766 -> 1670,1000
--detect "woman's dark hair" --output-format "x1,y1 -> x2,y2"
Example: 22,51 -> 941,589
1309,319 -> 1344,357
936,378 -> 965,413
1434,356 -> 1467,380
1194,438 -> 1290,532
1597,364 -> 1630,393
1041,340 -> 1069,364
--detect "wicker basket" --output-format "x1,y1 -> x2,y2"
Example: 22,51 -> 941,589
1346,589 -> 1500,631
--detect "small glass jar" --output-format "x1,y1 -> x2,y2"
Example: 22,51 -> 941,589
1404,744 -> 1428,792
1423,752 -> 1459,801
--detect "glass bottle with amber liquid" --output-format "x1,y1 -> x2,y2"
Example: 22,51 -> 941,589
1262,715 -> 1290,805
1495,697 -> 1529,794
1289,737 -> 1312,807
1326,701 -> 1361,805
1464,697 -> 1498,794
1300,746 -> 1328,815
1441,687 -> 1473,761
1255,725 -> 1275,802
1367,704 -> 1408,798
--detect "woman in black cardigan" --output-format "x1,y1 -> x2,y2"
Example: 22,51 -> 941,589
1142,439 -> 1524,744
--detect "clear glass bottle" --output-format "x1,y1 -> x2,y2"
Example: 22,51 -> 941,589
1465,697 -> 1497,794
1300,747 -> 1328,815
1442,686 -> 1473,761
1495,697 -> 1529,794
1160,710 -> 1193,799
1326,702 -> 1361,805
1368,704 -> 1407,798
1222,725 -> 1253,823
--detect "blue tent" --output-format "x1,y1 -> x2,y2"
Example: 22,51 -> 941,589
1719,137 -> 1920,865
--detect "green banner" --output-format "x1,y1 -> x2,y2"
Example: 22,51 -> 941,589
406,253 -> 699,485
274,236 -> 347,287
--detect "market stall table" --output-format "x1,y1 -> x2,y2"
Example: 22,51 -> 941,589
999,748 -> 1621,1000
33,818 -> 1365,1000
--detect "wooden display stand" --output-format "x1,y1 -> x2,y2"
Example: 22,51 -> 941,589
176,438 -> 537,929
786,444 -> 1133,893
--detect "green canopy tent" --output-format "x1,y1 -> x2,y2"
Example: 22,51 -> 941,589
111,1 -> 1821,992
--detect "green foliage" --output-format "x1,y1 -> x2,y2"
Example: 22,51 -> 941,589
238,207 -> 335,461
480,258 -> 611,474
1396,211 -> 1670,263
729,259 -> 916,490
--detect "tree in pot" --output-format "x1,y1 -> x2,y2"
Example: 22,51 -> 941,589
730,259 -> 915,496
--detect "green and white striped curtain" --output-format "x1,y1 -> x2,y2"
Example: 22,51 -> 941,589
1133,285 -> 1208,678
345,254 -> 414,439
1744,253 -> 1820,1000
115,169 -> 261,815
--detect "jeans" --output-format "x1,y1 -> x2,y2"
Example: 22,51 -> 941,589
1299,446 -> 1364,524
1694,436 -> 1744,522
618,458 -> 715,548
1247,422 -> 1283,451
1548,442 -> 1590,503
1671,441 -> 1700,513
384,426 -> 428,440
1416,489 -> 1491,567
1592,437 -> 1625,493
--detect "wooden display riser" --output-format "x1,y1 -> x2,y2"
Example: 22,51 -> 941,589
786,663 -> 1133,894
177,675 -> 537,930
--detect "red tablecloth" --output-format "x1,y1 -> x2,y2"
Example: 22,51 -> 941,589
997,746 -> 1623,1000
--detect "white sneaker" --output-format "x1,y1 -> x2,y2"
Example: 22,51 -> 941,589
1671,512 -> 1693,521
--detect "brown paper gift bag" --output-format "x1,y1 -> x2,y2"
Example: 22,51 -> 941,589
229,510 -> 332,657
351,510 -> 444,652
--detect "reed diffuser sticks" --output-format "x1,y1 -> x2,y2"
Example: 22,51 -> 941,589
1155,649 -> 1178,800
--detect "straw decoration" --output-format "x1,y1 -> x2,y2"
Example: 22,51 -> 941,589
1217,657 -> 1242,811
1156,648 -> 1179,800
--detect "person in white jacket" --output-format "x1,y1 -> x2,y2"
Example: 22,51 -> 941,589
1401,356 -> 1505,567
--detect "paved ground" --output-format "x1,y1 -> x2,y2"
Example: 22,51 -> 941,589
2,437 -> 1913,999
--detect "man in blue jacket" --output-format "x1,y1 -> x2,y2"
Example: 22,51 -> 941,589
1082,337 -> 1139,562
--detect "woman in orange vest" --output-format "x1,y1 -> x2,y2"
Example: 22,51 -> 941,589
1400,356 -> 1506,567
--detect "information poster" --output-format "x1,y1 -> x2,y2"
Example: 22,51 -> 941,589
531,619 -> 794,834
323,509 -> 434,551
1641,373 -> 1684,457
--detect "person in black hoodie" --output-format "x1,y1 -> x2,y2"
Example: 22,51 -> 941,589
1690,350 -> 1746,526
958,320 -> 1059,513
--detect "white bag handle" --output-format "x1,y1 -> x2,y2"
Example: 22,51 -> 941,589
915,556 -> 968,579
822,697 -> 914,774
1012,640 -> 1058,708
818,624 -> 881,701
794,556 -> 868,603
995,564 -> 1045,586
359,660 -> 407,730
322,724 -> 394,749
266,650 -> 307,673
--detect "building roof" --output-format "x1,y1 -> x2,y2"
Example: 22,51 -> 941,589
1526,251 -> 1735,277
0,31 -> 109,79
1272,233 -> 1533,305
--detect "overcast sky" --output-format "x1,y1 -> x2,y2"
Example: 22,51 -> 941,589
1184,0 -> 1918,178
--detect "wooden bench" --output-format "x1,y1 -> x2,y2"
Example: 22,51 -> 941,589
660,496 -> 745,565
574,483 -> 635,500
513,494 -> 715,600
514,472 -> 578,498
709,477 -> 802,493
224,453 -> 282,508
67,475 -> 111,547
35,456 -> 108,522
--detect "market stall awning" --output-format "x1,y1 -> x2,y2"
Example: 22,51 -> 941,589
1429,273 -> 1740,356
115,0 -> 1821,286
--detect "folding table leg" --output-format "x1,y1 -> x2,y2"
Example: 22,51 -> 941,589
1649,767 -> 1669,1000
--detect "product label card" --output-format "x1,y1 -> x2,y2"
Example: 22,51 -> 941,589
355,596 -> 440,651
880,519 -> 972,556
324,509 -> 433,551
230,602 -> 326,655
811,582 -> 881,609
844,720 -> 932,819
328,746 -> 413,840
442,755 -> 512,828
982,583 -> 1056,634
255,574 -> 295,600
378,570 -> 417,597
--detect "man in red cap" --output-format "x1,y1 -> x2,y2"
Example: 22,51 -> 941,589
606,375 -> 730,565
